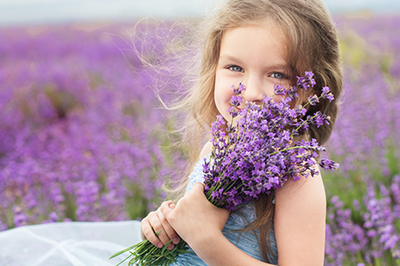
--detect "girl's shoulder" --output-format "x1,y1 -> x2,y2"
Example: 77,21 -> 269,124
275,167 -> 326,209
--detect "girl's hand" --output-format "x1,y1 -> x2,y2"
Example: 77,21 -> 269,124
140,201 -> 181,250
162,183 -> 230,247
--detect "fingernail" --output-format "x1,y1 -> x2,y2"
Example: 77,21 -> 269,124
172,237 -> 180,244
167,243 -> 174,250
157,243 -> 163,248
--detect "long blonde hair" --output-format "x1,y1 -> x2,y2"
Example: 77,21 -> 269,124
170,0 -> 343,262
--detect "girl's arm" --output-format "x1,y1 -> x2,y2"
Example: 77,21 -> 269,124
163,170 -> 326,266
274,169 -> 326,265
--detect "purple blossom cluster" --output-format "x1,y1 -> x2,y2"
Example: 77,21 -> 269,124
325,176 -> 400,265
0,25 -> 186,230
203,73 -> 337,212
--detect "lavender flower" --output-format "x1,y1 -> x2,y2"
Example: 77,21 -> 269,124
232,83 -> 246,95
308,94 -> 319,105
296,71 -> 316,90
321,87 -> 334,102
319,158 -> 339,171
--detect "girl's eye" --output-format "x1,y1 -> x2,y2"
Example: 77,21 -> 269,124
227,65 -> 243,72
270,72 -> 286,79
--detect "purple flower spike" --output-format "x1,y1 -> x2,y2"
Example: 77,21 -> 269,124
230,95 -> 243,107
296,71 -> 316,90
319,158 -> 339,171
321,86 -> 334,102
308,94 -> 320,106
287,86 -> 298,100
233,83 -> 246,95
274,84 -> 286,95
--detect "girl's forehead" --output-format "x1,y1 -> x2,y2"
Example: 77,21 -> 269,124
223,20 -> 288,47
220,23 -> 289,57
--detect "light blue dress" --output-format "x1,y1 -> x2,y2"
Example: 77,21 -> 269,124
170,156 -> 278,265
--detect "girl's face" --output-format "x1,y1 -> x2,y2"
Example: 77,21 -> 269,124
214,22 -> 291,122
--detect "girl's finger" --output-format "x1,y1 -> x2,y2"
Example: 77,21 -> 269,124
141,218 -> 164,248
142,202 -> 180,250
160,202 -> 182,243
155,211 -> 178,249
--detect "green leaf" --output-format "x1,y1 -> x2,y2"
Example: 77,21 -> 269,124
109,242 -> 140,259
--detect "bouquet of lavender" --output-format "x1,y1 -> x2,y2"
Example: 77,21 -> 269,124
110,71 -> 338,265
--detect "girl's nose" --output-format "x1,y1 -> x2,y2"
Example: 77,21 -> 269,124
242,75 -> 267,104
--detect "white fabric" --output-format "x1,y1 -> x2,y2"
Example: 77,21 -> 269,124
0,221 -> 142,266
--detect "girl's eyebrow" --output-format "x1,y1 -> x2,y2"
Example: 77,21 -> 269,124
219,54 -> 288,70
218,54 -> 243,64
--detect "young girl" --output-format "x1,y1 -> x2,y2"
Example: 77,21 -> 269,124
140,0 -> 342,265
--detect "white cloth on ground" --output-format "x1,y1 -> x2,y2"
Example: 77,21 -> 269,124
0,220 -> 142,266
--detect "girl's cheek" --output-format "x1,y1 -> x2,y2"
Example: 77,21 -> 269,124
274,94 -> 285,102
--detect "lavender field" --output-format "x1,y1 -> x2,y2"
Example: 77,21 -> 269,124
0,14 -> 399,265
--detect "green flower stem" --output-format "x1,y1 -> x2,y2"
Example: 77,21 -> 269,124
109,231 -> 193,266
